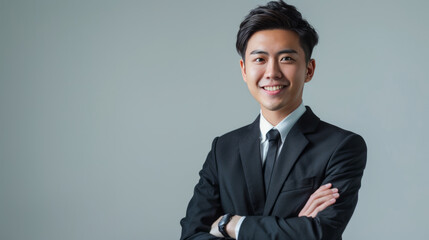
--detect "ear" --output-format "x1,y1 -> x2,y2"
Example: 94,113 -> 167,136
240,59 -> 247,83
305,59 -> 316,83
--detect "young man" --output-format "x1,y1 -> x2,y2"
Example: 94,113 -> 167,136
180,1 -> 367,239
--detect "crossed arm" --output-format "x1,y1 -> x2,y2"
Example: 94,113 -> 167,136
209,183 -> 340,239
181,134 -> 366,240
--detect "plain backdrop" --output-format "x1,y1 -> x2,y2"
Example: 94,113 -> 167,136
1,0 -> 428,239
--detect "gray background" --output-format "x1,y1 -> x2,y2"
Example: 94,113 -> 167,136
1,0 -> 428,239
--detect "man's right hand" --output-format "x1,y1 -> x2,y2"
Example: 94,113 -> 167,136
298,183 -> 339,218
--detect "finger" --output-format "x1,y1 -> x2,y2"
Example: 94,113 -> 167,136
209,216 -> 223,237
306,193 -> 339,216
301,185 -> 337,215
300,183 -> 332,214
309,197 -> 337,218
310,187 -> 338,201
210,216 -> 222,229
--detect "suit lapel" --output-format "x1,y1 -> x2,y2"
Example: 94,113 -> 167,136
239,116 -> 266,215
263,107 -> 320,215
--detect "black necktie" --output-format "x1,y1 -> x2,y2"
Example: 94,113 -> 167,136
264,129 -> 280,194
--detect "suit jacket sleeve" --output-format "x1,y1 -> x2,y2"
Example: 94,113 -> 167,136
180,137 -> 225,240
238,133 -> 367,240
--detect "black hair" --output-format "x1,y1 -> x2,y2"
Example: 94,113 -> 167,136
236,0 -> 318,62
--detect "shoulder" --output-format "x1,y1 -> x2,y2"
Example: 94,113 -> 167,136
317,120 -> 358,137
311,120 -> 367,156
302,106 -> 365,143
299,107 -> 366,152
216,122 -> 254,144
210,116 -> 259,150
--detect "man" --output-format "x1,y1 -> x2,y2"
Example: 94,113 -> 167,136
180,1 -> 367,239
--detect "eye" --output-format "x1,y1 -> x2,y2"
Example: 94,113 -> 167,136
281,56 -> 293,61
255,57 -> 265,63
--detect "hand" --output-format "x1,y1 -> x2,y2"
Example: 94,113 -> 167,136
298,183 -> 339,218
209,216 -> 223,238
210,215 -> 241,239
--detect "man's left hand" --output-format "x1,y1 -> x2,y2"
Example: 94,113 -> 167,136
210,215 -> 241,239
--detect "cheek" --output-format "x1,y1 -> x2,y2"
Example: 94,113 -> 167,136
284,66 -> 306,83
246,67 -> 264,82
282,65 -> 297,75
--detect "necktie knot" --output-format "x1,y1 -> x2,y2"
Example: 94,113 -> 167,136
266,129 -> 280,142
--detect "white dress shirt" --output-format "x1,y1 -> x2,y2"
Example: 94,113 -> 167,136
234,103 -> 307,239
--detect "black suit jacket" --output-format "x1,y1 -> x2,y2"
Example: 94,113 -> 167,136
180,107 -> 367,240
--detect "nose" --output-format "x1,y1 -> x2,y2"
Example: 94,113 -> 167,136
265,60 -> 282,80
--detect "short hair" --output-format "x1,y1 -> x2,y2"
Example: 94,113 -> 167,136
236,0 -> 318,62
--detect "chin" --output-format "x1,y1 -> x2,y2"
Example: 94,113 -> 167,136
262,104 -> 285,112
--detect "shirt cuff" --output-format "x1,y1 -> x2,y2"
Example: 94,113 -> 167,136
234,216 -> 246,239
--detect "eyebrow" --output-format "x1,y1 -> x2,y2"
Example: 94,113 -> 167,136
250,49 -> 298,55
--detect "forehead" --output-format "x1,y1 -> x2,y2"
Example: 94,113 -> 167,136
246,29 -> 304,55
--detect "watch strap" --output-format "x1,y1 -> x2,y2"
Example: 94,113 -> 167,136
218,213 -> 233,238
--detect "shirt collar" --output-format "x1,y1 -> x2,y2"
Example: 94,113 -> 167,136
259,103 -> 306,143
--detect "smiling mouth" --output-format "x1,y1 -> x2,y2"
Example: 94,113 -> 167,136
262,85 -> 285,91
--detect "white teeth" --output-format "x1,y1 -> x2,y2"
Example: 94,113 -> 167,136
263,85 -> 284,91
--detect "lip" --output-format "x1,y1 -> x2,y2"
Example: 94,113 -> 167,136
260,84 -> 286,95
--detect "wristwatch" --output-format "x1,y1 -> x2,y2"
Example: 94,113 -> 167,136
218,213 -> 233,238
